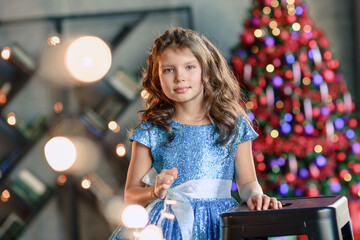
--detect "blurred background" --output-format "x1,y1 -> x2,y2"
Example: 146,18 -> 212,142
0,0 -> 358,239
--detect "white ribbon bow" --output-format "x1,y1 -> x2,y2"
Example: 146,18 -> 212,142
142,167 -> 232,240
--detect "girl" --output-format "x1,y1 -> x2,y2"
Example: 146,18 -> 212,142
109,27 -> 282,240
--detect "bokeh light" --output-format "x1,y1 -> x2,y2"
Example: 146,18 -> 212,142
7,112 -> 16,125
139,224 -> 164,240
1,47 -> 11,60
48,36 -> 61,46
65,35 -> 112,83
116,144 -> 126,157
103,196 -> 124,225
44,136 -> 77,172
81,177 -> 91,189
141,90 -> 150,100
121,205 -> 149,228
108,121 -> 120,133
1,189 -> 10,202
57,174 -> 67,186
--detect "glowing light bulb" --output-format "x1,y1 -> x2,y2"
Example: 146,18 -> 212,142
44,137 -> 77,172
7,112 -> 16,125
116,144 -> 126,157
272,28 -> 280,36
314,144 -> 323,153
108,121 -> 120,132
254,29 -> 265,38
344,173 -> 352,182
54,102 -> 63,113
1,47 -> 11,60
266,64 -> 275,73
81,177 -> 91,189
104,196 -> 124,225
1,190 -> 10,202
141,90 -> 150,100
48,36 -> 61,46
139,224 -> 164,240
269,20 -> 278,29
57,174 -> 67,186
121,205 -> 149,228
292,23 -> 301,32
246,101 -> 254,110
270,129 -> 279,138
65,35 -> 112,83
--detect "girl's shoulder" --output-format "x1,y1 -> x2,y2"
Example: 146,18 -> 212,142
234,114 -> 258,143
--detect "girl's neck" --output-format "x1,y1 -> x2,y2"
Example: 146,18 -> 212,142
172,108 -> 210,125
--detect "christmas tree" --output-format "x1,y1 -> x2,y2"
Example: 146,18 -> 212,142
231,0 -> 360,200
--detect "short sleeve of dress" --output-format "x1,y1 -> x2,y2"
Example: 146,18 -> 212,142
129,122 -> 153,148
235,116 -> 259,144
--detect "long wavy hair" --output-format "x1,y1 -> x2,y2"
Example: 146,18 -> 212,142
140,27 -> 250,146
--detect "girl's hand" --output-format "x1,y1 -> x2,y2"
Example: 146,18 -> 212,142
154,167 -> 178,199
247,193 -> 282,211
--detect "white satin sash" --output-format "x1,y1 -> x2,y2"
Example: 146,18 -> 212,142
142,167 -> 232,240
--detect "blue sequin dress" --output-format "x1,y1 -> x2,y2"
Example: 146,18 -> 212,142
109,116 -> 258,240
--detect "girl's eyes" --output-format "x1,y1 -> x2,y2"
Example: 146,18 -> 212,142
163,68 -> 173,73
162,65 -> 195,73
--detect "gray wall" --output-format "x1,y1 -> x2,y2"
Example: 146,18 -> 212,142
0,0 -> 357,239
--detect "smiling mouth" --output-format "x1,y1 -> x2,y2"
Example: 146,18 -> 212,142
174,87 -> 189,93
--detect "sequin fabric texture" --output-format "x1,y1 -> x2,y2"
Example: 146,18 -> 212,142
109,116 -> 258,240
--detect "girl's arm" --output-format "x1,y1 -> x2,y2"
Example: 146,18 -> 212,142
124,141 -> 177,207
234,140 -> 282,210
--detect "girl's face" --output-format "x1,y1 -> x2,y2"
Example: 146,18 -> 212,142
158,46 -> 204,106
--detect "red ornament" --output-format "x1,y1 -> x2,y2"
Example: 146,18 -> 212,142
286,15 -> 297,24
327,59 -> 340,70
231,57 -> 244,74
269,114 -> 280,127
253,9 -> 261,17
263,0 -> 272,6
322,69 -> 335,83
349,118 -> 358,129
284,70 -> 293,79
350,184 -> 359,196
253,86 -> 262,95
352,163 -> 360,174
303,71 -> 312,78
255,153 -> 265,162
295,113 -> 305,123
306,187 -> 319,197
298,51 -> 308,62
294,125 -> 303,134
337,152 -> 346,162
299,34 -> 309,45
312,107 -> 321,118
272,58 -> 282,67
340,83 -> 348,93
339,169 -> 349,179
241,31 -> 255,45
319,36 -> 330,49
308,40 -> 317,49
249,56 -> 257,66
327,102 -> 336,112
261,15 -> 270,25
336,102 -> 346,114
259,95 -> 268,106
285,172 -> 296,183
274,8 -> 282,19
280,31 -> 290,41
257,162 -> 266,172
323,51 -> 332,60
259,77 -> 266,87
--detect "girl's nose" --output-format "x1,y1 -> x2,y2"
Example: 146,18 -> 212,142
174,70 -> 185,83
